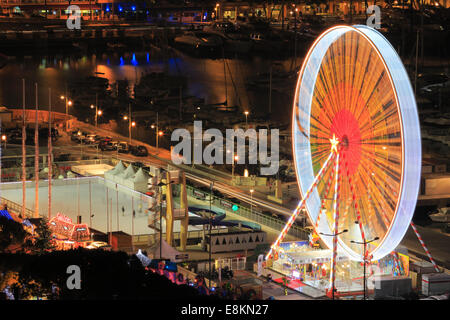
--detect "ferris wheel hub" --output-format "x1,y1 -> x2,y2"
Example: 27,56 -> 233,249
341,135 -> 349,149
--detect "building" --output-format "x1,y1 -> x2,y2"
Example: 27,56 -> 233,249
215,0 -> 450,22
0,0 -> 213,22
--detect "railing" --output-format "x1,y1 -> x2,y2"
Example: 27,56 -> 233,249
0,196 -> 34,219
185,184 -> 309,240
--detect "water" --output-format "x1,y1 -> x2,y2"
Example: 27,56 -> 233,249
0,48 -> 303,124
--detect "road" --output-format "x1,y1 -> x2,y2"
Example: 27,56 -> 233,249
400,224 -> 450,270
66,122 -> 302,220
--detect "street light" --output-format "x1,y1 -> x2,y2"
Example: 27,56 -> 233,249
1,134 -> 6,149
351,232 -> 379,300
94,102 -> 102,127
244,111 -> 249,128
60,95 -> 72,131
231,154 -> 239,179
157,130 -> 163,151
319,229 -> 348,300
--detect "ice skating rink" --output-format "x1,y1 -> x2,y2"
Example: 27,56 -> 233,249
0,177 -> 197,236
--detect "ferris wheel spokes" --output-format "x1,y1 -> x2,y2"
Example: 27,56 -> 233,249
342,153 -> 367,250
309,153 -> 338,247
266,148 -> 337,261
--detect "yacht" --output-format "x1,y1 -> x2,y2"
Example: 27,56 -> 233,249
429,207 -> 450,223
174,31 -> 223,51
203,21 -> 253,54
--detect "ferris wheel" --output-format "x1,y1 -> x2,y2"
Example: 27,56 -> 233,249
266,25 -> 422,266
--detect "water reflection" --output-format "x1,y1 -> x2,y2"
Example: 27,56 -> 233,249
0,49 -> 303,123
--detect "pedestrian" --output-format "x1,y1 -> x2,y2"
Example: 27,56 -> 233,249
176,273 -> 185,285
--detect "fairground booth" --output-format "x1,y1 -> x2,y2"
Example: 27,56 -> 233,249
270,241 -> 410,296
49,213 -> 91,250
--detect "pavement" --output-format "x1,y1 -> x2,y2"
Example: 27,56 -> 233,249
261,281 -> 313,300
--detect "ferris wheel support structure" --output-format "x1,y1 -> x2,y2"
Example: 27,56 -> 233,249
265,150 -> 336,261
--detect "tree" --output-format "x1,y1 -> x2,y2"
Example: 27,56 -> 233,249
1,249 -> 216,300
30,217 -> 55,254
0,217 -> 27,253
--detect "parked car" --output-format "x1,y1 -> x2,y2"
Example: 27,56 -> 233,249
131,145 -> 148,157
100,141 -> 116,151
111,140 -> 120,149
85,134 -> 99,144
70,130 -> 81,141
117,142 -> 130,153
75,132 -> 88,143
100,136 -> 112,143
131,161 -> 151,172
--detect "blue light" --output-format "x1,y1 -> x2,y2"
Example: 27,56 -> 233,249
146,52 -> 150,63
106,6 -> 110,12
119,56 -> 124,66
118,6 -> 123,12
132,6 -> 136,11
131,53 -> 138,66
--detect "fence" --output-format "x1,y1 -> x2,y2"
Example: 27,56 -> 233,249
132,228 -> 231,245
0,152 -> 112,182
216,257 -> 247,271
186,184 -> 309,240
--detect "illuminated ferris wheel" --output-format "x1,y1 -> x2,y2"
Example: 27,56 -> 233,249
266,26 -> 422,268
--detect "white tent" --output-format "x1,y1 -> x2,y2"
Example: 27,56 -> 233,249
119,164 -> 136,180
111,161 -> 126,175
104,163 -> 149,193
104,161 -> 126,180
133,168 -> 149,192
148,239 -> 185,262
